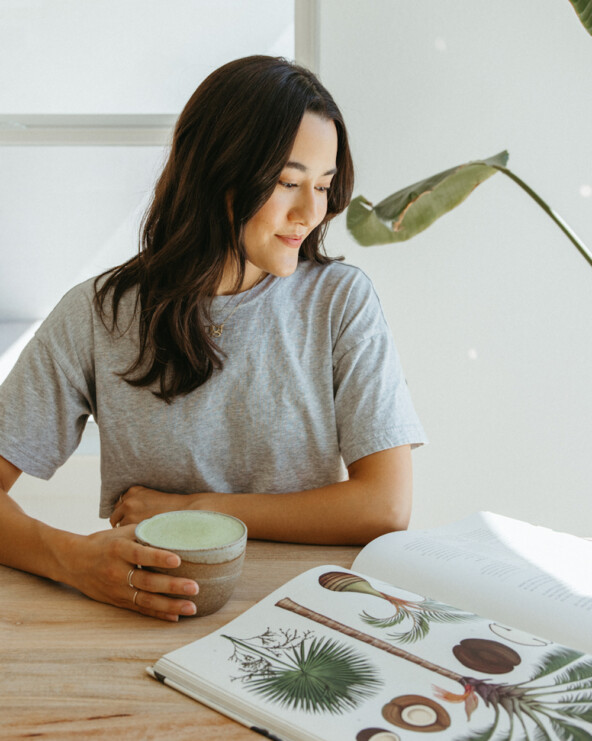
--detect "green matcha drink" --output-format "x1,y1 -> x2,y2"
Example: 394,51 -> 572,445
136,511 -> 245,551
135,511 -> 247,616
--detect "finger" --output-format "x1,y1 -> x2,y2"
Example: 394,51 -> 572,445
109,502 -> 123,528
106,527 -> 178,569
132,589 -> 197,618
130,568 -> 199,598
108,522 -> 136,539
110,490 -> 136,528
125,540 -> 183,571
151,611 -> 179,622
117,511 -> 144,527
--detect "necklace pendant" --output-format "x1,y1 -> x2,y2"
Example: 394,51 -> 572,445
208,324 -> 224,338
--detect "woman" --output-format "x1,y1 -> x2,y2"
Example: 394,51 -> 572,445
0,56 -> 426,621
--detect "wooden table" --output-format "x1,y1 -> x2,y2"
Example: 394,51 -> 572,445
1,541 -> 359,739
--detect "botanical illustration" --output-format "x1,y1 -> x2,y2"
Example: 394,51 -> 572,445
223,627 -> 381,714
319,571 -> 475,643
275,598 -> 592,740
488,623 -> 551,647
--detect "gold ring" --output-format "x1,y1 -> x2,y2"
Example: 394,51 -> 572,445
132,590 -> 139,606
127,568 -> 135,589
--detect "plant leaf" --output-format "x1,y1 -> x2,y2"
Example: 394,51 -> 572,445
528,647 -> 584,681
454,708 -> 501,741
555,658 -> 592,686
558,703 -> 592,723
346,151 -> 508,246
569,0 -> 592,35
465,690 -> 479,720
241,635 -> 381,714
550,716 -> 592,740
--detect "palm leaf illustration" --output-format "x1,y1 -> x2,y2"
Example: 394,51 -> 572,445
224,630 -> 381,714
555,657 -> 592,685
319,570 -> 474,643
276,598 -> 592,740
549,717 -> 592,740
461,708 -> 502,741
529,647 -> 584,680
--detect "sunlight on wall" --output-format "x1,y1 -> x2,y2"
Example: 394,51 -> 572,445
0,321 -> 41,384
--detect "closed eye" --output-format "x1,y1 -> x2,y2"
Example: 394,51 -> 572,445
279,181 -> 331,193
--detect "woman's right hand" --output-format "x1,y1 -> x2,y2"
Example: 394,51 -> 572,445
1,457 -> 197,621
68,525 -> 199,621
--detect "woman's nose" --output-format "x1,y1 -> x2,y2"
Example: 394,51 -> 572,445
289,188 -> 323,227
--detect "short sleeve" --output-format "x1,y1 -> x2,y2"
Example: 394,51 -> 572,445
0,284 -> 97,479
332,270 -> 427,467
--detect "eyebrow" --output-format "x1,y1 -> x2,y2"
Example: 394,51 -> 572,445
284,160 -> 337,177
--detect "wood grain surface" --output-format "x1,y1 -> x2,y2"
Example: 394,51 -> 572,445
1,541 -> 359,740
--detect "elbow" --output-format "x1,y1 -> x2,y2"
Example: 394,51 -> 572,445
373,473 -> 413,537
384,505 -> 411,534
356,492 -> 411,545
374,506 -> 410,540
347,446 -> 413,544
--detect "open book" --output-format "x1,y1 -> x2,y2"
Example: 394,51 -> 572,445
148,511 -> 592,741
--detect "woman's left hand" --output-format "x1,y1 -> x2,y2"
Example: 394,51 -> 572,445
110,485 -> 196,528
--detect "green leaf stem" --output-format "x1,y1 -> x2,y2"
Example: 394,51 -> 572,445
347,151 -> 592,269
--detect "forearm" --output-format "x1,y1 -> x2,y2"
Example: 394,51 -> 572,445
191,483 -> 397,545
0,457 -> 198,620
114,447 -> 413,545
0,489 -> 83,584
189,447 -> 413,546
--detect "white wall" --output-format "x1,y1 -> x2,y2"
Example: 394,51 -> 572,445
0,0 -> 293,113
2,0 -> 294,529
317,1 -> 592,534
4,1 -> 591,536
0,0 -> 294,320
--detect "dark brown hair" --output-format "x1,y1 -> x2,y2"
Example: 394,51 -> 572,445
94,55 -> 354,402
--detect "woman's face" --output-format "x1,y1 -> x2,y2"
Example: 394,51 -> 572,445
240,112 -> 338,289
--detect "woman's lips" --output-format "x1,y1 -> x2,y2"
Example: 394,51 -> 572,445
276,234 -> 304,248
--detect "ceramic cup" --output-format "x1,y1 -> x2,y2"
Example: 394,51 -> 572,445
135,510 -> 247,617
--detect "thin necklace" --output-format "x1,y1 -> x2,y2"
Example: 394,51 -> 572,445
206,290 -> 249,338
206,275 -> 265,337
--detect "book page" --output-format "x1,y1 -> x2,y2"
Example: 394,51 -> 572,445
352,511 -> 592,653
151,563 -> 592,741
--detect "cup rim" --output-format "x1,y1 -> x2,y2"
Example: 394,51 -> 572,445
135,510 -> 247,552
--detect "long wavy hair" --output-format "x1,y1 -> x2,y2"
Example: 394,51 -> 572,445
94,55 -> 354,402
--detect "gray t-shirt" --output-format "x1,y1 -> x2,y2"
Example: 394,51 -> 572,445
0,260 -> 427,518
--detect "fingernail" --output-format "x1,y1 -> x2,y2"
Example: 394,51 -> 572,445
166,555 -> 180,567
181,602 -> 197,615
183,582 -> 198,595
